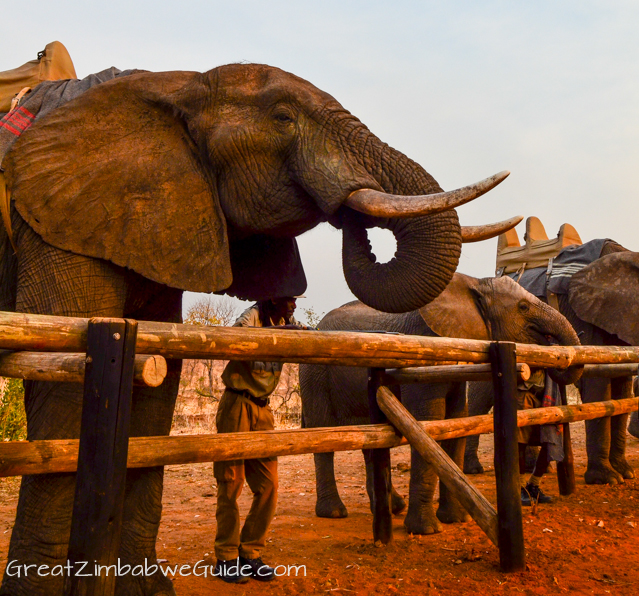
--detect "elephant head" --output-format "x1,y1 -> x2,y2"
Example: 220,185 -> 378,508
3,64 -> 509,312
419,273 -> 583,383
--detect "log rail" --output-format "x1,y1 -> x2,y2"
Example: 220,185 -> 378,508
3,311 -> 639,368
1,397 -> 635,478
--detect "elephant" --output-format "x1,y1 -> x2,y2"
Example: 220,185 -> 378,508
0,62 -> 512,595
465,239 -> 637,485
299,273 -> 581,535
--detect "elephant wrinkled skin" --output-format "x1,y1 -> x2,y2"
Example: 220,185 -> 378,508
0,63 -> 509,596
299,274 -> 581,535
465,240 -> 638,485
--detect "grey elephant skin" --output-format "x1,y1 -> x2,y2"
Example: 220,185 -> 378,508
0,63 -> 492,596
299,273 -> 580,535
465,240 -> 638,486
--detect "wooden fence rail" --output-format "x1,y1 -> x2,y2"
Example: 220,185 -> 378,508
0,351 -> 166,386
2,396 -> 636,478
4,311 -> 639,368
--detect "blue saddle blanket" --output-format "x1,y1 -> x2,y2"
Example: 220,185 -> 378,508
507,238 -> 608,298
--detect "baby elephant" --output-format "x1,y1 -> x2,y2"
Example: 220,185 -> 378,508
299,273 -> 580,535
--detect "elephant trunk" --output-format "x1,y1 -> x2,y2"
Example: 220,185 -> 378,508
340,137 -> 462,313
538,303 -> 583,385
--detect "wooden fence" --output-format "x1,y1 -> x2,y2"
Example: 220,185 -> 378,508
0,312 -> 637,591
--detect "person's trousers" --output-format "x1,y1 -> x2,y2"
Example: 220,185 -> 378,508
214,390 -> 278,560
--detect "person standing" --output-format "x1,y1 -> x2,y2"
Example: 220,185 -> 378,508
213,296 -> 311,583
517,370 -> 561,506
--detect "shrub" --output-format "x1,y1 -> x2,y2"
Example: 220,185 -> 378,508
0,378 -> 26,441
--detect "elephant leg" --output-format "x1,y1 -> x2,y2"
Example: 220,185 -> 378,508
609,377 -> 634,480
401,446 -> 441,535
437,384 -> 471,525
2,223 -> 179,596
2,382 -> 86,596
580,377 -> 623,485
314,452 -> 348,518
363,451 -> 405,516
629,410 -> 639,439
400,387 -> 446,535
464,381 -> 493,474
113,284 -> 183,596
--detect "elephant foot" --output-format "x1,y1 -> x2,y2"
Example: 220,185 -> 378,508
584,463 -> 624,485
437,503 -> 471,525
610,458 -> 635,480
463,457 -> 484,475
315,497 -> 348,519
404,504 -> 443,535
391,490 -> 406,515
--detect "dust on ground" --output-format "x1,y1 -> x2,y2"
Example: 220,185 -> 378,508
2,418 -> 639,595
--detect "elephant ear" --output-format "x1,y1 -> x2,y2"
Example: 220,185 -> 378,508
222,235 -> 307,301
4,71 -> 232,293
418,273 -> 490,340
569,252 -> 639,345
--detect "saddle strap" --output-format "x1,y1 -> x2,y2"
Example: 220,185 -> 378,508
10,87 -> 32,112
0,171 -> 17,254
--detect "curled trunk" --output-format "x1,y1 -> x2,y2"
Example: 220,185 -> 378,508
338,131 -> 462,313
342,209 -> 461,312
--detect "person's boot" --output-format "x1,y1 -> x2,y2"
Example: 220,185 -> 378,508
522,483 -> 553,505
239,556 -> 276,581
214,558 -> 250,583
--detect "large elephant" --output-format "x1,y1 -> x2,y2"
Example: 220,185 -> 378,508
299,273 -> 581,535
465,240 -> 637,485
0,63 -> 510,595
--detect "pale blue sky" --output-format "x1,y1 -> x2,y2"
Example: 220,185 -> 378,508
3,1 -> 639,322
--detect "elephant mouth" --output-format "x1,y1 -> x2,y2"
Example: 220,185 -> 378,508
528,328 -> 553,346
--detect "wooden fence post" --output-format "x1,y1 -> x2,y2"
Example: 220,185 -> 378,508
65,318 -> 138,596
556,384 -> 576,495
490,341 -> 526,572
367,368 -> 394,544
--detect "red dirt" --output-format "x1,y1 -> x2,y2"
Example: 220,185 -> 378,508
2,422 -> 639,595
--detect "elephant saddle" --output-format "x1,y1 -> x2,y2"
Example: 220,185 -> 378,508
0,41 -> 77,114
495,216 -> 608,304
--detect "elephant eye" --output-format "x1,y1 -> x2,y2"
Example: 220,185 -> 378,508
518,300 -> 530,313
273,111 -> 294,124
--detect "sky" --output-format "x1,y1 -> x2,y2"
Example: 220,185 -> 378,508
2,1 -> 639,324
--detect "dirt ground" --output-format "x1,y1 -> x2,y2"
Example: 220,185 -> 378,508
2,419 -> 639,595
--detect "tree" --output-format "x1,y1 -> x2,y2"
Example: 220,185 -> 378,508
302,306 -> 325,329
184,295 -> 239,327
181,296 -> 240,404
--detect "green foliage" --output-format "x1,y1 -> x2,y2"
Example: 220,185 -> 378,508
0,379 -> 26,442
302,306 -> 324,329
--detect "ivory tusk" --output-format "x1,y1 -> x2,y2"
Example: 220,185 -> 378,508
344,171 -> 510,218
461,215 -> 524,243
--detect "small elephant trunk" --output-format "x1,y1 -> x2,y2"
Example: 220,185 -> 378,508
543,304 -> 583,385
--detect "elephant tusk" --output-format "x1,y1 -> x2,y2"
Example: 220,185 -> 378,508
461,215 -> 524,243
344,171 -> 510,218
